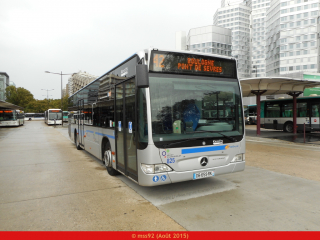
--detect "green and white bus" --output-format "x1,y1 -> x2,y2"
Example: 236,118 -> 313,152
68,48 -> 245,186
261,95 -> 320,132
63,111 -> 68,122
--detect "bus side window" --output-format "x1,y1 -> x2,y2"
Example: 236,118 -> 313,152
100,101 -> 114,128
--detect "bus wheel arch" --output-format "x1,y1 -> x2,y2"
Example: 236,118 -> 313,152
283,121 -> 294,133
102,138 -> 119,176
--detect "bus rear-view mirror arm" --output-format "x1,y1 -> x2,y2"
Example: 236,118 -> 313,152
136,65 -> 149,88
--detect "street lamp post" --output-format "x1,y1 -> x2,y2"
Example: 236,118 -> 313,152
45,71 -> 75,110
41,89 -> 54,110
41,89 -> 54,100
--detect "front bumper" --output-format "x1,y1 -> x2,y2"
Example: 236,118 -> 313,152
138,161 -> 245,186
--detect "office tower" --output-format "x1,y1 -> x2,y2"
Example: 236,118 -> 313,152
184,25 -> 232,57
252,0 -> 271,77
266,0 -> 320,77
213,0 -> 252,78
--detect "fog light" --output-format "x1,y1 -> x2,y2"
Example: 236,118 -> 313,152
231,154 -> 244,163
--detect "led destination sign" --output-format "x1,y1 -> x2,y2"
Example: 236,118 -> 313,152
150,51 -> 237,78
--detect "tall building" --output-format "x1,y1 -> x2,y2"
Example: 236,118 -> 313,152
68,71 -> 98,96
266,0 -> 320,77
0,72 -> 9,101
213,0 -> 252,78
176,31 -> 187,50
185,25 -> 232,57
251,0 -> 271,77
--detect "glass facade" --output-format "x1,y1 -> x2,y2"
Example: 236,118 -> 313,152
252,0 -> 271,77
186,25 -> 232,58
0,73 -> 9,101
213,0 -> 252,78
266,0 -> 320,77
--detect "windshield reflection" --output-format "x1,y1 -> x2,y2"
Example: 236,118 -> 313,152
149,74 -> 243,146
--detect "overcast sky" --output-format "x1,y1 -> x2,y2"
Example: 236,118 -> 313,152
1,0 -> 219,100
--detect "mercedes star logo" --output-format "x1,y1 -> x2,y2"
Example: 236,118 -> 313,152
200,157 -> 208,166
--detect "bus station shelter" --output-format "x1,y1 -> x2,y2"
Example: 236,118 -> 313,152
0,100 -> 24,110
240,77 -> 320,135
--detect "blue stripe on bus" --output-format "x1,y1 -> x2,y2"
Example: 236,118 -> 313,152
71,127 -> 115,139
95,132 -> 115,139
181,145 -> 227,154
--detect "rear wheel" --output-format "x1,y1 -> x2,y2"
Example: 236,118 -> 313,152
103,141 -> 119,176
283,122 -> 293,133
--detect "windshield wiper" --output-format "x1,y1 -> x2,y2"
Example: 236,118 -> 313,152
194,130 -> 237,142
163,137 -> 207,148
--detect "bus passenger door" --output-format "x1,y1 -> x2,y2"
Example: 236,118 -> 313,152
310,103 -> 320,130
115,78 -> 138,181
78,99 -> 84,147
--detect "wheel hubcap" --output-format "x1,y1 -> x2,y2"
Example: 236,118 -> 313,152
104,150 -> 112,167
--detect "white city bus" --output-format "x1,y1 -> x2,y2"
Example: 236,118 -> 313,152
68,48 -> 245,186
44,109 -> 63,125
25,113 -> 45,121
0,109 -> 24,126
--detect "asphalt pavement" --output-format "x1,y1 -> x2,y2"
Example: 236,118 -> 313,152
0,121 -> 320,231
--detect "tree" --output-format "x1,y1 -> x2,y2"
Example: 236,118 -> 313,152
25,99 -> 49,113
62,94 -> 69,111
5,85 -> 69,112
5,86 -> 35,109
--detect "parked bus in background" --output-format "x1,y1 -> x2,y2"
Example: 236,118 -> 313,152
44,109 -> 63,125
63,111 -> 68,122
261,95 -> 320,133
0,109 -> 24,126
244,105 -> 257,125
24,113 -> 45,121
68,48 -> 245,186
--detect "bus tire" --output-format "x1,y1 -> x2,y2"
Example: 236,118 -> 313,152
103,141 -> 119,176
283,122 -> 293,133
75,131 -> 82,150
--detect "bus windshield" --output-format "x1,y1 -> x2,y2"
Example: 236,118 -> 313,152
49,111 -> 62,120
149,74 -> 243,147
0,110 -> 16,121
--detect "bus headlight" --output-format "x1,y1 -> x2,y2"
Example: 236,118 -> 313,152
141,164 -> 173,174
231,154 -> 245,163
141,164 -> 154,174
155,164 -> 172,173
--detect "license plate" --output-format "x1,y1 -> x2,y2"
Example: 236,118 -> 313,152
193,171 -> 214,180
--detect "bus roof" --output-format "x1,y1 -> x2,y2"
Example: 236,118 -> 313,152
69,48 -> 237,99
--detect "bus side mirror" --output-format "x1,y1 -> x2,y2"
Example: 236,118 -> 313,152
136,65 -> 149,88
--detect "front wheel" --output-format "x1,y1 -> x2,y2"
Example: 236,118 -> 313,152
284,122 -> 294,133
75,132 -> 82,150
103,142 -> 119,176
